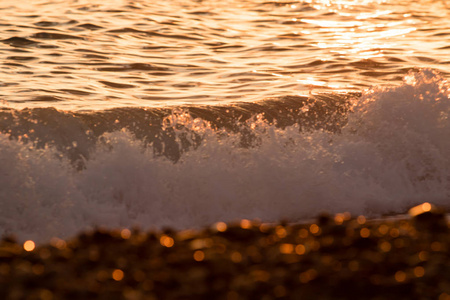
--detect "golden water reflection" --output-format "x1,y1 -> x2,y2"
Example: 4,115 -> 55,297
0,0 -> 448,110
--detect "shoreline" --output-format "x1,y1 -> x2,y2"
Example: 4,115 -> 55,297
1,203 -> 449,299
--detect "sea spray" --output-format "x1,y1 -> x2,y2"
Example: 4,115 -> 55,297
0,70 -> 449,243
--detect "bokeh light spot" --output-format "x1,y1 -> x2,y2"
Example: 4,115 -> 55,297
23,240 -> 35,252
160,235 -> 174,248
112,269 -> 124,281
120,229 -> 131,239
360,228 -> 370,238
395,270 -> 406,282
279,243 -> 294,254
215,222 -> 227,232
295,244 -> 306,255
414,266 -> 425,277
194,250 -> 205,261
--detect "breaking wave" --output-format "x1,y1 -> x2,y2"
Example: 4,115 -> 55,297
1,69 -> 449,243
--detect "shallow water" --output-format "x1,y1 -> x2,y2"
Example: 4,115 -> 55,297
0,0 -> 449,109
0,1 -> 449,242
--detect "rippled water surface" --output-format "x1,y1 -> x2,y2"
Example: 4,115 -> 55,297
0,0 -> 449,110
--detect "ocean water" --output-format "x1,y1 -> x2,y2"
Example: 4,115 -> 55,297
0,0 -> 449,242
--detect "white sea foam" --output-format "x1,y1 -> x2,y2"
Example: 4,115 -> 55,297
1,70 -> 449,243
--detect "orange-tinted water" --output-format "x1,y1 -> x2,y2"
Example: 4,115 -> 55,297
0,0 -> 448,110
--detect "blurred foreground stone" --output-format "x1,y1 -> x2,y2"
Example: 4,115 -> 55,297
1,202 -> 450,300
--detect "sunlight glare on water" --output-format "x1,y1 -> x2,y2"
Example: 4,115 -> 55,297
0,0 -> 448,110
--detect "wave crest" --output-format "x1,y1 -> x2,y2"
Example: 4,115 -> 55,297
1,69 -> 449,243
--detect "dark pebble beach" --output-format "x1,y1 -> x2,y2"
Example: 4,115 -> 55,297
1,203 -> 450,300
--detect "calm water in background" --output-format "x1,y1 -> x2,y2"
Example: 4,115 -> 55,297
0,0 -> 448,110
1,0 -> 450,242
